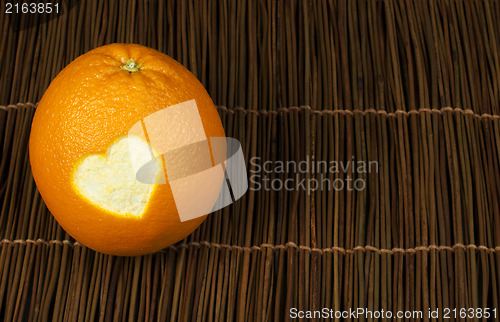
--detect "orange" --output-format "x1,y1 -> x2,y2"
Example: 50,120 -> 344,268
29,43 -> 225,256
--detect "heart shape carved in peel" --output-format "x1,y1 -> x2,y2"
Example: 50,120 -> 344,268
72,136 -> 160,217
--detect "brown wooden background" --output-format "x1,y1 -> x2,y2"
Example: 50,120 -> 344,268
1,0 -> 499,321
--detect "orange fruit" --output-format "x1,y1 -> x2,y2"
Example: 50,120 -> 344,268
29,43 -> 225,256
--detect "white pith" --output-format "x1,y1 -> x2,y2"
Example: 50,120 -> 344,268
73,135 -> 161,217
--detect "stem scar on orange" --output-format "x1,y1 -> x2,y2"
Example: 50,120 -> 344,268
29,43 -> 225,256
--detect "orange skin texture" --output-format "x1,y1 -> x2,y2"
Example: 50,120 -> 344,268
29,44 -> 225,256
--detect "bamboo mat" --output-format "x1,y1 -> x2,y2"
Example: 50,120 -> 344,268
1,0 -> 500,321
